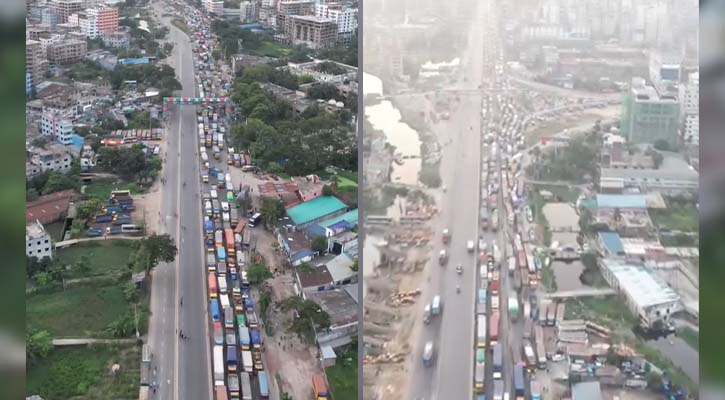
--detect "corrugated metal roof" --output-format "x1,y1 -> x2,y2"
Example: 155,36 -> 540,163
596,194 -> 647,209
286,196 -> 346,226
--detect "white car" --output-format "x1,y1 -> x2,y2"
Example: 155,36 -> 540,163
466,240 -> 475,252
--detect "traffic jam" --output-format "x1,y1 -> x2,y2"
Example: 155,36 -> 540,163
183,6 -> 268,400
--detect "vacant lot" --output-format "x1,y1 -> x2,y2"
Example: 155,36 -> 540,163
27,284 -> 129,337
26,344 -> 140,400
650,206 -> 698,232
565,296 -> 638,330
326,347 -> 358,400
253,42 -> 293,58
83,178 -> 143,202
53,240 -> 136,279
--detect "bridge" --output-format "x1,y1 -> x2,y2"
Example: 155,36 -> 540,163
544,288 -> 616,299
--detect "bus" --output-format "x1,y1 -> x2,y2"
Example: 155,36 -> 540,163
121,224 -> 143,234
489,311 -> 500,345
249,213 -> 262,227
216,246 -> 226,262
258,371 -> 269,398
224,228 -> 235,255
208,273 -> 218,298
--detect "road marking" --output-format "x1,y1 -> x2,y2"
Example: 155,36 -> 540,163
174,101 -> 182,400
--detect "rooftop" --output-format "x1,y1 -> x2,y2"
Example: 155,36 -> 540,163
297,265 -> 333,289
307,288 -> 358,326
598,232 -> 624,255
289,15 -> 336,24
26,190 -> 76,224
26,221 -> 48,240
319,208 -> 358,229
571,381 -> 603,400
325,253 -> 355,283
286,196 -> 347,226
602,259 -> 680,308
596,194 -> 648,209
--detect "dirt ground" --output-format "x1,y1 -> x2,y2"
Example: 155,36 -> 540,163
133,139 -> 170,235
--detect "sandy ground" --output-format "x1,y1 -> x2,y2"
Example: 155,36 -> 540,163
133,139 -> 170,235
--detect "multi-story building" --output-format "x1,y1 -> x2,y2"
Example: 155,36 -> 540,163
26,40 -> 49,91
599,154 -> 699,195
26,221 -> 53,260
681,72 -> 699,145
101,30 -> 130,48
51,0 -> 85,23
239,0 -> 258,23
285,15 -> 337,50
47,39 -> 87,65
27,143 -> 74,175
315,3 -> 357,42
26,71 -> 33,97
27,24 -> 52,41
71,7 -> 118,39
202,0 -> 224,15
649,50 -> 681,95
41,112 -> 75,145
620,77 -> 680,147
277,0 -> 314,16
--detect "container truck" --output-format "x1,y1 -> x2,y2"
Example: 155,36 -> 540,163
508,298 -> 520,322
492,295 -> 499,310
246,311 -> 258,329
239,326 -> 251,350
251,329 -> 262,349
241,350 -> 253,372
220,294 -> 231,310
493,379 -> 504,400
490,311 -> 500,344
476,289 -> 487,315
259,371 -> 270,398
476,315 -> 487,348
210,299 -> 220,321
213,321 -> 223,344
534,325 -> 547,368
492,343 -> 503,379
240,372 -> 252,400
226,329 -> 236,347
228,374 -> 240,398
218,276 -> 228,294
523,341 -> 536,371
223,306 -> 234,329
475,363 -> 485,393
513,364 -> 525,400
213,345 -> 224,386
508,256 -> 516,275
226,346 -> 238,372
530,380 -> 542,400
253,350 -> 264,371
312,374 -> 331,399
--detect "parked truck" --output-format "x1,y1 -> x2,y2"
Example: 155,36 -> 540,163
240,372 -> 252,400
258,371 -> 269,398
226,346 -> 238,372
522,341 -> 536,371
312,374 -> 331,399
239,326 -> 251,350
508,297 -> 519,322
213,345 -> 224,386
492,343 -> 503,379
513,364 -> 525,400
475,363 -> 485,393
228,374 -> 240,398
423,341 -> 434,366
493,379 -> 503,400
241,350 -> 253,372
250,329 -> 262,349
476,314 -> 487,348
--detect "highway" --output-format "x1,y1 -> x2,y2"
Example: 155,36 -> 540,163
147,1 -> 212,399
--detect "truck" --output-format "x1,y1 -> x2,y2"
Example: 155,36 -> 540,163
241,350 -> 253,372
239,326 -> 251,350
223,306 -> 233,329
213,345 -> 224,386
431,295 -> 441,315
213,321 -> 223,345
513,364 -> 525,400
480,208 -> 489,230
491,209 -> 499,231
534,325 -> 547,368
210,299 -> 220,321
312,374 -> 331,399
490,311 -> 500,344
522,341 -> 536,370
246,310 -> 258,329
530,380 -> 542,400
491,279 -> 500,295
492,295 -> 499,310
524,301 -> 531,320
228,374 -> 240,398
240,372 -> 253,400
493,379 -> 504,400
218,276 -> 228,294
476,289 -> 487,315
227,346 -> 238,372
492,343 -> 503,379
475,363 -> 485,393
508,256 -> 516,275
477,315 -> 487,348
545,303 -> 556,326
253,350 -> 264,371
226,329 -> 237,347
423,304 -> 431,324
423,341 -> 434,367
250,329 -> 262,349
508,297 -> 519,322
258,371 -> 270,398
215,387 -> 228,400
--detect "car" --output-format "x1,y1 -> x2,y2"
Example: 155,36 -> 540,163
467,241 -> 475,252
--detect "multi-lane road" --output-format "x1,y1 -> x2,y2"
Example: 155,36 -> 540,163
147,2 -> 211,399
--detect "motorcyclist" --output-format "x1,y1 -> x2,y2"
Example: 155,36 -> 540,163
456,285 -> 461,293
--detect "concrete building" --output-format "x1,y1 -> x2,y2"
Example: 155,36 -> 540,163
202,0 -> 224,15
681,72 -> 699,145
47,39 -> 87,65
284,15 -> 337,50
599,155 -> 699,195
80,7 -> 118,38
286,195 -> 347,228
571,381 -> 603,400
51,0 -> 86,23
26,40 -> 49,91
26,221 -> 53,260
101,30 -> 130,48
315,3 -> 357,41
620,77 -> 680,147
239,0 -> 258,23
277,0 -> 314,16
41,112 -> 75,145
649,50 -> 681,95
600,258 -> 681,328
27,143 -> 74,175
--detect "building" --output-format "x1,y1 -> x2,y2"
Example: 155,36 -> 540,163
649,50 -> 681,95
277,0 -> 314,16
41,112 -> 75,145
26,71 -> 33,96
286,195 -> 348,228
26,190 -> 76,224
597,232 -> 667,262
620,77 -> 680,147
314,3 -> 357,40
47,39 -> 87,65
26,40 -> 49,91
51,0 -> 86,23
26,221 -> 53,260
27,143 -> 74,175
599,134 -> 654,170
101,30 -> 130,48
287,60 -> 357,84
571,381 -> 603,400
599,155 -> 699,194
75,7 -> 118,38
284,15 -> 337,49
307,286 -> 358,347
239,0 -> 258,23
257,180 -> 302,208
600,259 -> 680,328
681,72 -> 699,145
202,0 -> 224,15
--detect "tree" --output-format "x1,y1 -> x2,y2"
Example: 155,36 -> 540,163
106,312 -> 136,337
311,236 -> 328,253
247,264 -> 273,285
260,197 -> 285,227
321,184 -> 334,196
124,281 -> 139,303
307,83 -> 338,100
280,296 -> 331,343
27,256 -> 52,279
138,234 -> 177,276
75,254 -> 92,276
42,171 -> 79,194
581,253 -> 598,271
653,139 -> 671,152
26,188 -> 40,202
351,259 -> 358,272
31,136 -> 49,148
578,207 -> 593,234
26,328 -> 53,365
76,199 -> 104,220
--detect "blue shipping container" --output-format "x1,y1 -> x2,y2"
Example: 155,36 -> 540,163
251,330 -> 261,347
210,299 -> 220,322
205,220 -> 214,232
217,246 -> 226,261
258,371 -> 269,397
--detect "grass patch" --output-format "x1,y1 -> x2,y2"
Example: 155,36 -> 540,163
26,344 -> 141,400
650,206 -> 698,232
171,19 -> 190,34
634,339 -> 697,395
252,42 -> 293,58
541,264 -> 557,293
565,296 -> 638,330
27,283 -> 130,337
327,347 -> 358,400
531,184 -> 580,203
52,240 -> 136,279
336,176 -> 358,190
677,326 -> 699,350
83,179 -> 144,202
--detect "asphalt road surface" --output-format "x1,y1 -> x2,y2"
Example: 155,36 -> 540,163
148,2 -> 212,399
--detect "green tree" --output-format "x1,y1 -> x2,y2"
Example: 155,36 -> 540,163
581,252 -> 598,271
280,296 -> 331,343
307,83 -> 338,100
653,139 -> 671,152
33,271 -> 51,288
26,328 -> 53,365
351,259 -> 358,272
321,184 -> 334,196
76,198 -> 104,220
75,254 -> 92,276
579,207 -> 593,234
311,236 -> 327,253
106,312 -> 136,337
42,171 -> 79,194
31,136 -> 49,148
138,234 -> 178,276
248,264 -> 273,285
260,197 -> 285,227
124,281 -> 139,303
26,188 -> 40,202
